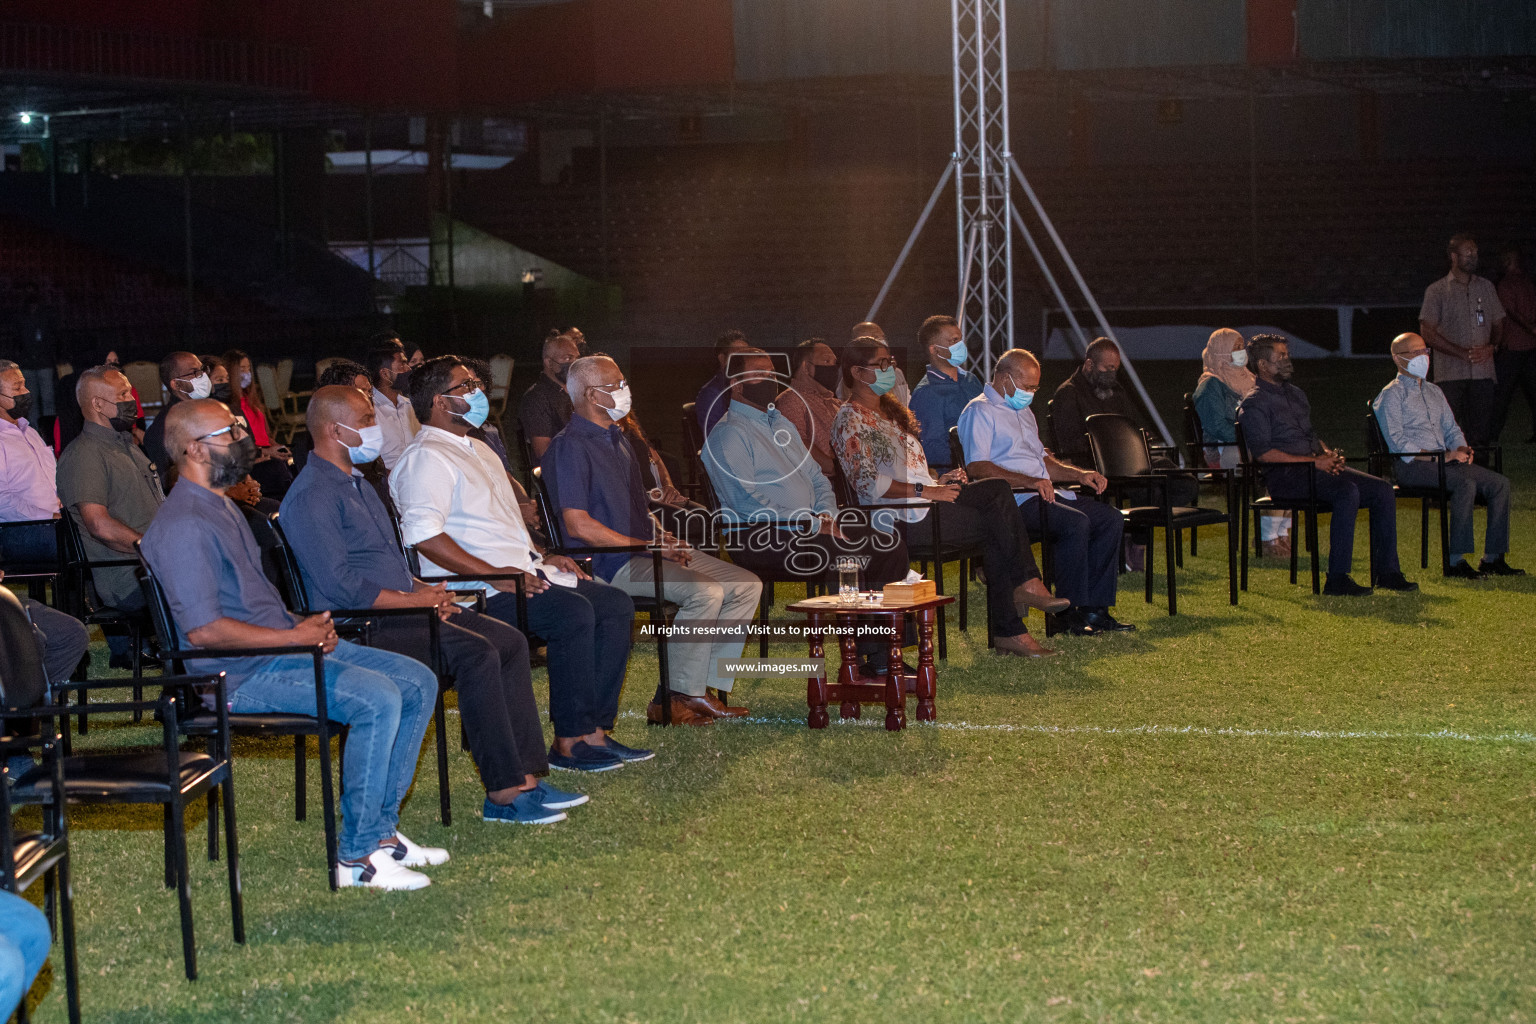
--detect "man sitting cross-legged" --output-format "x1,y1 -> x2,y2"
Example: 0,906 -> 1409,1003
547,355 -> 762,727
391,356 -> 648,773
280,386 -> 585,825
141,398 -> 446,891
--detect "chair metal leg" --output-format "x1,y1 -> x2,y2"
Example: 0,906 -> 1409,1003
434,689 -> 451,826
1437,495 -> 1450,576
956,558 -> 968,631
1289,510 -> 1301,584
1226,516 -> 1238,605
758,583 -> 772,657
163,804 -> 175,888
1189,525 -> 1198,557
222,774 -> 245,945
933,555 -> 946,660
56,857 -> 80,1024
293,735 -> 307,822
1420,498 -> 1431,570
168,796 -> 198,980
318,728 -> 340,891
206,788 -> 219,862
1175,529 -> 1184,569
1144,530 -> 1154,604
1165,524 -> 1177,616
1308,512 -> 1321,594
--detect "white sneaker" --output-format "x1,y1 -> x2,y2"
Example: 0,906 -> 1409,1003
335,849 -> 431,891
383,831 -> 450,868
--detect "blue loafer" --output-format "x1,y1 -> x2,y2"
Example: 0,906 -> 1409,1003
483,789 -> 567,825
535,779 -> 589,810
598,737 -> 655,763
547,740 -> 624,773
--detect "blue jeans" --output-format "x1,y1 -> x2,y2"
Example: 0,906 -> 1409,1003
0,890 -> 50,1018
229,640 -> 436,862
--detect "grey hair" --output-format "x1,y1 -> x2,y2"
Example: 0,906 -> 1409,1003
995,348 -> 1040,376
565,355 -> 615,403
75,364 -> 121,406
0,359 -> 19,375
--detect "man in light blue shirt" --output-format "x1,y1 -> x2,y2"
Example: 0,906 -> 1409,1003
1373,333 -> 1521,578
958,348 -> 1132,634
907,315 -> 984,469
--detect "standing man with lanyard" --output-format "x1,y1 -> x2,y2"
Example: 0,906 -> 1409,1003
1419,234 -> 1505,449
907,315 -> 984,471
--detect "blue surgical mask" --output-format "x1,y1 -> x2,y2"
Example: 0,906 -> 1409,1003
1004,386 -> 1034,411
945,339 -> 968,365
454,389 -> 490,428
867,365 -> 897,396
340,423 -> 384,464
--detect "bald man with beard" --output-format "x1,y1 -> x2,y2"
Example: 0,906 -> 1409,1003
281,386 -> 585,823
141,398 -> 447,890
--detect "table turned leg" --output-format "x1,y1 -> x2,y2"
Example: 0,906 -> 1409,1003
884,612 -> 906,731
838,622 -> 861,719
805,612 -> 829,729
915,608 -> 938,722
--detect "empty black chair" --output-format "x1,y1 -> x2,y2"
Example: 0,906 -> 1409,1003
0,519 -> 60,603
1363,404 -> 1502,576
1084,413 -> 1236,615
680,402 -> 705,493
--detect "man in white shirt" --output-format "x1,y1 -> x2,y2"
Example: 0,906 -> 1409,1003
957,348 -> 1131,636
391,356 -> 649,774
0,359 -> 61,565
365,334 -> 420,472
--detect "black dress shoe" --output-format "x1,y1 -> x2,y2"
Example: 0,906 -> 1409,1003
1322,574 -> 1373,597
1082,608 -> 1136,633
1479,557 -> 1527,577
1373,573 -> 1419,592
1445,560 -> 1488,580
1047,610 -> 1097,636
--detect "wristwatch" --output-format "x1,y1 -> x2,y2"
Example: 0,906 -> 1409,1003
914,482 -> 924,497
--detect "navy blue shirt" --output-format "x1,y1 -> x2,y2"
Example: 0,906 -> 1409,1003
140,479 -> 295,694
543,414 -> 652,582
1235,377 -> 1320,459
695,371 -> 731,437
279,456 -> 414,611
908,366 -> 983,467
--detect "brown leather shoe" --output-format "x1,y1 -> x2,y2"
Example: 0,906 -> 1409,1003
646,695 -> 715,726
1014,578 -> 1071,615
993,632 -> 1058,658
703,690 -> 750,718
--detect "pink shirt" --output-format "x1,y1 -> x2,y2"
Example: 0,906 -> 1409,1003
0,415 -> 61,521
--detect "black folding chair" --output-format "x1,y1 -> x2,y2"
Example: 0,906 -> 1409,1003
1363,404 -> 1502,576
135,552 -> 345,891
0,519 -> 60,603
1085,413 -> 1237,616
56,513 -> 151,734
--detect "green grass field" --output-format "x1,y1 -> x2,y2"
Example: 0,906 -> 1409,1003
14,360 -> 1536,1023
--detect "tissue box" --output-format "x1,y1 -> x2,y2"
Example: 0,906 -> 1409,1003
882,579 -> 937,604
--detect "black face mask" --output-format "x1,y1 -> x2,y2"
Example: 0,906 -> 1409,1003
108,399 -> 138,433
740,380 -> 781,409
1271,358 -> 1295,381
811,363 -> 840,392
390,369 -> 411,394
1084,369 -> 1119,391
553,363 -> 571,383
3,392 -> 32,422
208,434 -> 258,489
212,382 -> 233,404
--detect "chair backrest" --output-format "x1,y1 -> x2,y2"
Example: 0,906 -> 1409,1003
1363,403 -> 1390,478
55,511 -> 100,616
275,358 -> 295,397
1084,413 -> 1154,478
254,364 -> 284,413
135,549 -> 185,669
1232,420 -> 1257,470
121,360 -> 164,410
314,357 -> 340,381
946,425 -> 966,469
1043,397 -> 1058,452
695,455 -> 723,514
1182,392 -> 1207,467
262,513 -> 313,612
528,467 -> 566,550
680,402 -> 704,474
488,354 -> 515,397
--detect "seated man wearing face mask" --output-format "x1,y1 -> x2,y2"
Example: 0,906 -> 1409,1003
1372,333 -> 1523,579
1237,334 -> 1415,597
907,315 -> 984,470
547,355 -> 762,726
56,364 -> 166,667
519,331 -> 578,468
143,350 -> 213,486
282,386 -> 582,824
365,335 -> 420,473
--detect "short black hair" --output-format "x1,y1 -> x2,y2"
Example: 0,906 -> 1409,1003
917,315 -> 957,348
1085,337 -> 1119,362
715,330 -> 748,354
791,337 -> 829,374
1247,333 -> 1288,368
158,350 -> 199,387
1448,232 -> 1477,255
368,330 -> 403,349
317,359 -> 369,389
407,354 -> 466,424
363,341 -> 403,383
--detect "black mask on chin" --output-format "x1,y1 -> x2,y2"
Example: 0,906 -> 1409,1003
388,368 -> 411,394
208,435 -> 258,489
811,363 -> 840,392
3,392 -> 32,422
108,399 -> 138,433
740,380 -> 781,409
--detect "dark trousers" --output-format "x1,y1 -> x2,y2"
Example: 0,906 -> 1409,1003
1491,349 -> 1536,441
1265,465 -> 1401,579
902,477 -> 1038,638
1395,460 -> 1511,559
1438,378 -> 1496,448
366,609 -> 547,790
6,599 -> 88,739
1028,495 -> 1125,609
485,577 -> 634,738
730,521 -> 911,591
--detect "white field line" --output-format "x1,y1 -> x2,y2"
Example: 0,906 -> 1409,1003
444,707 -> 1536,745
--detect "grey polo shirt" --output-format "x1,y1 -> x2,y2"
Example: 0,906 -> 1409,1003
1419,272 -> 1504,382
56,421 -> 165,608
140,478 -> 296,693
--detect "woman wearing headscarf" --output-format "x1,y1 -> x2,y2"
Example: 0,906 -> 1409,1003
1192,328 -> 1290,557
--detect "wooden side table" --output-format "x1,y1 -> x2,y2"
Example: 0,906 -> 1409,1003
783,594 -> 955,731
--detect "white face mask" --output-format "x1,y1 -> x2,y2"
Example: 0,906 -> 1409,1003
601,384 -> 632,421
339,423 -> 384,464
179,372 -> 212,400
1230,350 -> 1248,369
1405,353 -> 1430,379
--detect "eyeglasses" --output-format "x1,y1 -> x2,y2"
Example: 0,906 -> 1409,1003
588,380 -> 628,393
440,379 -> 486,395
1004,374 -> 1039,394
862,358 -> 895,371
197,422 -> 248,442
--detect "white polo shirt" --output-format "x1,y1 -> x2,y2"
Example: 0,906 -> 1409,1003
371,387 -> 421,470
